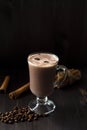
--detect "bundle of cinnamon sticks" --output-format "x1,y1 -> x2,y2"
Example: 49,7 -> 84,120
0,68 -> 81,99
55,68 -> 81,88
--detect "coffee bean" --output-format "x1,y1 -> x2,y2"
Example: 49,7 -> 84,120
3,116 -> 7,120
1,118 -> 4,122
21,109 -> 25,113
6,118 -> 9,122
28,118 -> 32,122
9,111 -> 13,114
10,117 -> 14,121
13,106 -> 18,110
18,112 -> 22,116
21,118 -> 24,122
7,113 -> 11,118
0,112 -> 2,115
17,108 -> 20,112
3,119 -> 8,123
1,113 -> 5,117
34,116 -> 38,120
28,114 -> 34,121
0,106 -> 47,124
13,109 -> 18,114
34,113 -> 38,117
5,112 -> 9,115
8,120 -> 13,124
14,119 -> 18,123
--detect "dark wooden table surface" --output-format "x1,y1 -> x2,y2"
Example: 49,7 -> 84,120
0,67 -> 87,130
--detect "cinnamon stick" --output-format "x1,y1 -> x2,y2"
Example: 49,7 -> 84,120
9,83 -> 30,99
0,75 -> 10,93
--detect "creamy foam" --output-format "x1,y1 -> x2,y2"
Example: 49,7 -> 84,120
28,53 -> 59,67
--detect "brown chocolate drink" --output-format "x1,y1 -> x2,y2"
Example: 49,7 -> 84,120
28,53 -> 59,97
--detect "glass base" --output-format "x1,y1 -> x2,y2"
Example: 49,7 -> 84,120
28,96 -> 56,115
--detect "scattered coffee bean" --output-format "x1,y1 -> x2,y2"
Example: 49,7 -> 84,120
28,118 -> 32,122
13,106 -> 18,110
0,106 -> 47,124
1,113 -> 5,117
8,120 -> 13,124
1,118 -> 4,122
21,118 -> 24,122
14,119 -> 18,123
34,116 -> 38,120
3,119 -> 8,123
0,112 -> 2,115
5,112 -> 9,115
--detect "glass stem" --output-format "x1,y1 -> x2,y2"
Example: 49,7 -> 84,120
36,96 -> 48,105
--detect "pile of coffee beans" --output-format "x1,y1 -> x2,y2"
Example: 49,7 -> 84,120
0,106 -> 44,124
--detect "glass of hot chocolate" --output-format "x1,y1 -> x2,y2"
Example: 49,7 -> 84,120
27,52 -> 67,115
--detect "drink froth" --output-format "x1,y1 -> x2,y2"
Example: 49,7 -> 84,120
28,53 -> 59,67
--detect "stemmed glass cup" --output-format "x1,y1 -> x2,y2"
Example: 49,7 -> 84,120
27,52 -> 67,115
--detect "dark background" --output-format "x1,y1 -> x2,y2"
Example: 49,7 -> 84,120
0,1 -> 87,130
0,0 -> 87,68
